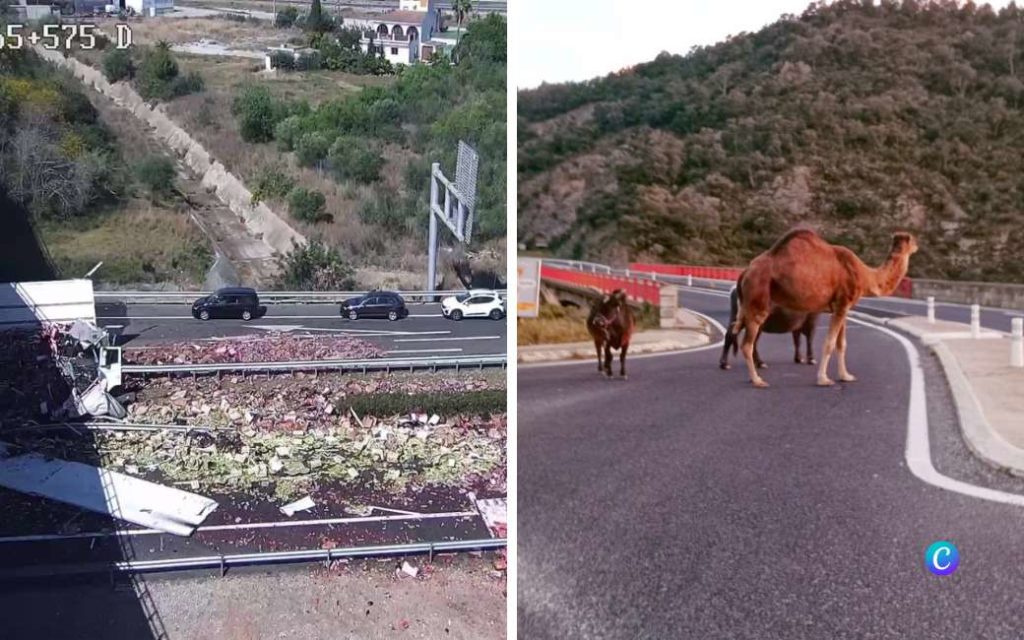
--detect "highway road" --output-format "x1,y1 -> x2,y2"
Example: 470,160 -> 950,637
95,302 -> 507,356
519,284 -> 1024,638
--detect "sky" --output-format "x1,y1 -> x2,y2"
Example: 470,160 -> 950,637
515,0 -> 1017,89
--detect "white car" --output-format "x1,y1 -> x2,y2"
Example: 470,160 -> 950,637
441,290 -> 506,321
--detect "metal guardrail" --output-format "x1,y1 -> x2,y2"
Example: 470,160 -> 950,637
122,354 -> 507,376
95,290 -> 508,305
0,538 -> 507,578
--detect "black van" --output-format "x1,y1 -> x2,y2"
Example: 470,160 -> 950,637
192,287 -> 265,321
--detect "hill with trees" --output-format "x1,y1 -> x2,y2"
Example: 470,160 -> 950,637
518,0 -> 1024,282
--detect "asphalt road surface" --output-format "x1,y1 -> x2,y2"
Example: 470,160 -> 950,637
95,302 -> 507,356
519,286 -> 1024,639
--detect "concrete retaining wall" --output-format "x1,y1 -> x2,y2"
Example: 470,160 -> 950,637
912,279 -> 1024,310
36,48 -> 305,257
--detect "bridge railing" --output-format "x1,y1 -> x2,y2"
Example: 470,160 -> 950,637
540,264 -> 661,306
626,262 -> 914,299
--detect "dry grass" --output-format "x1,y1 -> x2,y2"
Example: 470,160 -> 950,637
40,204 -> 211,285
517,304 -> 592,346
163,54 -> 427,272
94,16 -> 298,49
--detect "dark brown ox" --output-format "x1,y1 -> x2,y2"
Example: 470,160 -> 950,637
720,280 -> 818,370
586,289 -> 636,378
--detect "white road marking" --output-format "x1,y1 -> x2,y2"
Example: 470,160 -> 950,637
849,315 -> 1024,508
393,336 -> 501,343
384,348 -> 463,354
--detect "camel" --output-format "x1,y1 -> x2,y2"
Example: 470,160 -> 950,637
719,282 -> 819,370
586,289 -> 636,379
732,228 -> 918,387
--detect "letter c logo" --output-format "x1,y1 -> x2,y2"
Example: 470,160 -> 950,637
925,541 -> 959,576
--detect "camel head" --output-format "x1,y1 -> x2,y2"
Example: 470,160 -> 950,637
890,232 -> 918,257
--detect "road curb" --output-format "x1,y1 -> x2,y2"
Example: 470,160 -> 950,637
851,311 -> 1024,478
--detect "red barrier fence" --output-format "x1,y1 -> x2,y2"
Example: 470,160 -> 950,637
541,264 -> 661,306
628,262 -> 914,299
629,263 -> 743,282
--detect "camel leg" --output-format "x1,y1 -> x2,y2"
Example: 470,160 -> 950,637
619,344 -> 629,379
792,331 -> 803,364
741,317 -> 769,387
837,320 -> 856,382
603,344 -> 613,378
816,313 -> 846,386
754,329 -> 766,368
806,330 -> 816,365
594,340 -> 603,374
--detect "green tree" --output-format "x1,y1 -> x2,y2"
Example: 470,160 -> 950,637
277,239 -> 356,290
135,156 -> 176,200
275,6 -> 298,27
232,85 -> 282,143
452,0 -> 473,45
287,187 -> 330,223
328,137 -> 385,184
102,49 -> 134,83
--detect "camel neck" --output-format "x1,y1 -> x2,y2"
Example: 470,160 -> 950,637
867,253 -> 909,297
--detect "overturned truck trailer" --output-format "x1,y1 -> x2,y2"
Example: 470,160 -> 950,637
0,279 -> 219,536
0,279 -> 124,420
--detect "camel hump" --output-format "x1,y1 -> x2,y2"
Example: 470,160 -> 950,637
768,227 -> 821,255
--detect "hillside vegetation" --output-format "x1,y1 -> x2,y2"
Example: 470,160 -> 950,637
518,0 -> 1024,282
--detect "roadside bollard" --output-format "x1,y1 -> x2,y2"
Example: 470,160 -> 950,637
927,296 -> 935,324
687,274 -> 693,287
971,304 -> 981,339
1012,318 -> 1023,368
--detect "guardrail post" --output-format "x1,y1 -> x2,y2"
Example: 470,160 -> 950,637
686,274 -> 693,287
1012,318 -> 1023,368
971,304 -> 981,338
659,285 -> 677,328
927,296 -> 935,324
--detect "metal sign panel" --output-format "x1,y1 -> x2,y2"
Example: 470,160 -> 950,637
455,140 -> 479,211
517,257 -> 541,318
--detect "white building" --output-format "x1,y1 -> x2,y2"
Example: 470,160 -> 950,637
347,0 -> 445,65
124,0 -> 174,16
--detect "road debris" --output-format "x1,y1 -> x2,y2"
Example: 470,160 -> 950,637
0,321 -> 124,424
122,374 -> 502,432
11,414 -> 506,501
280,495 -> 316,516
400,561 -> 419,578
124,333 -> 384,365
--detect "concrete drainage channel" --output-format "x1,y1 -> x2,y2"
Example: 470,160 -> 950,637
0,538 -> 507,580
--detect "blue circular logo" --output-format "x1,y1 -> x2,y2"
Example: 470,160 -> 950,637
925,541 -> 959,576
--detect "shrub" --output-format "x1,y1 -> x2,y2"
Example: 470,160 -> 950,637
337,389 -> 506,418
102,49 -> 133,83
275,6 -> 299,27
135,156 -> 176,198
287,187 -> 330,223
137,42 -> 179,100
232,85 -> 282,143
295,131 -> 332,166
250,166 -> 295,204
170,71 -> 204,97
277,239 -> 355,290
269,50 -> 295,71
328,136 -> 384,184
274,115 -> 304,150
